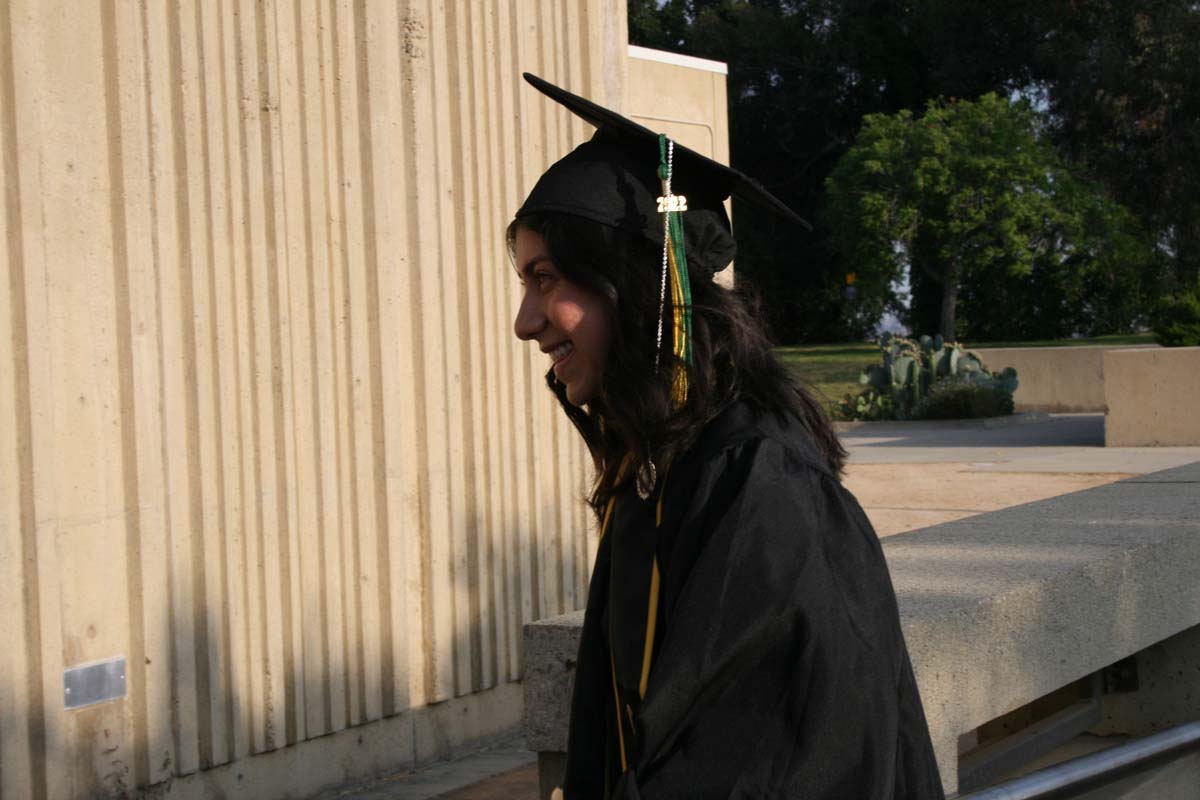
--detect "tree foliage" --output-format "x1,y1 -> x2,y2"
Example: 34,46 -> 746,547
628,0 -> 1198,342
826,95 -> 1158,341
1031,1 -> 1200,289
1152,280 -> 1200,347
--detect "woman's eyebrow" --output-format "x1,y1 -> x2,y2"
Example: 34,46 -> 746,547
518,254 -> 552,278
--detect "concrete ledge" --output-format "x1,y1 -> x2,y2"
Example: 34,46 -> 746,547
972,345 -> 1158,413
524,610 -> 586,753
524,462 -> 1200,796
887,460 -> 1200,791
1104,347 -> 1200,446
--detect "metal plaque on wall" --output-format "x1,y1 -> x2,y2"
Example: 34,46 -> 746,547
63,656 -> 127,710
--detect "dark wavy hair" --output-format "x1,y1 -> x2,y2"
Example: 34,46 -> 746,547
508,212 -> 845,517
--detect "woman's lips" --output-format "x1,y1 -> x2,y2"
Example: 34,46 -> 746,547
550,341 -> 574,373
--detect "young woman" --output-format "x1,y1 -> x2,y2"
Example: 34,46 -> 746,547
511,73 -> 945,800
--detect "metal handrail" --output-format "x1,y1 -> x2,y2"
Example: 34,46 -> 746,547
957,720 -> 1200,800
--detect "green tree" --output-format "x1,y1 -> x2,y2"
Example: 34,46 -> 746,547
1030,1 -> 1200,289
628,1 -> 1196,342
628,1 -> 1050,341
825,94 -> 1154,341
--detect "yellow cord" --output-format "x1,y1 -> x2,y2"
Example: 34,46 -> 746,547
666,244 -> 689,405
609,646 -> 629,772
599,496 -> 616,544
605,465 -> 668,771
638,560 -> 660,699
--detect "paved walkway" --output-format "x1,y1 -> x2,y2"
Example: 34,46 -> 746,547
308,736 -> 536,800
840,413 -> 1200,473
311,414 -> 1200,800
842,413 -> 1200,537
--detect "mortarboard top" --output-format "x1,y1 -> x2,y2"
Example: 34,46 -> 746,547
515,72 -> 810,277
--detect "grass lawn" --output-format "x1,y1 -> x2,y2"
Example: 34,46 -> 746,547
777,332 -> 1157,412
776,342 -> 876,409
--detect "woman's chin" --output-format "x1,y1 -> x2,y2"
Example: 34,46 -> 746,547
563,380 -> 596,407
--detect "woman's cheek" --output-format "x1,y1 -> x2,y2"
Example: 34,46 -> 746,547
553,296 -> 588,333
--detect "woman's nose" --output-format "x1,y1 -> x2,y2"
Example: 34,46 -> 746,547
513,291 -> 545,340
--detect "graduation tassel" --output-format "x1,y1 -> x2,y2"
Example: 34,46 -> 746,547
657,134 -> 692,408
642,135 -> 692,500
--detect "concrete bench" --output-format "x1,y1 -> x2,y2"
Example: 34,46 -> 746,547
1104,347 -> 1200,446
524,461 -> 1200,798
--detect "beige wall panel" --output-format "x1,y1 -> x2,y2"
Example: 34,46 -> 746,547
361,0 -> 420,719
409,0 -> 448,703
307,0 -> 351,736
259,0 -> 311,749
1104,348 -> 1200,446
12,4 -> 133,798
180,0 -> 236,767
144,0 -> 207,776
626,49 -> 732,285
323,0 -> 374,730
429,0 -> 474,704
235,0 -> 292,752
327,0 -> 370,714
0,276 -> 36,797
627,51 -> 729,164
206,0 -> 255,762
0,3 -> 39,795
527,0 -> 560,626
273,0 -> 324,743
491,0 -> 529,685
470,0 -> 505,694
456,0 -> 493,694
104,0 -> 174,786
0,0 -> 628,796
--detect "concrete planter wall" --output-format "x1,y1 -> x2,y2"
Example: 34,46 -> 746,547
972,345 -> 1158,413
1105,347 -> 1200,446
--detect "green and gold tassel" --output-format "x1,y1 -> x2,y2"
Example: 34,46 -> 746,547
657,134 -> 693,407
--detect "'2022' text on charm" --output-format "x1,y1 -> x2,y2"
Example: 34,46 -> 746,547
657,194 -> 688,213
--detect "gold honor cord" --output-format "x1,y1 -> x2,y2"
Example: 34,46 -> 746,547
601,498 -> 630,773
601,467 -> 667,772
667,243 -> 689,405
599,496 -> 616,544
610,647 -> 630,773
640,476 -> 669,699
638,560 -> 660,700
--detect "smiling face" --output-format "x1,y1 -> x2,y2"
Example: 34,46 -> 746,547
512,226 -> 613,407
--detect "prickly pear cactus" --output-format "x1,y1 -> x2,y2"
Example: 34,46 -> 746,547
840,334 -> 1019,421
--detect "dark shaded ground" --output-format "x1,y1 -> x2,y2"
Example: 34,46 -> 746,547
431,764 -> 537,799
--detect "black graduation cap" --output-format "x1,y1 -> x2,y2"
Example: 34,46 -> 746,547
515,72 -> 810,277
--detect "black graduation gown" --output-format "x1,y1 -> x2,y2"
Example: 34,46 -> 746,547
561,402 -> 946,799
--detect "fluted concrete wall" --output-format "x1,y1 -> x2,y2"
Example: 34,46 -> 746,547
0,1 -> 625,798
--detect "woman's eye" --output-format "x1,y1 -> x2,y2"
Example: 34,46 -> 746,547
534,271 -> 555,288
